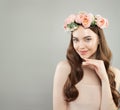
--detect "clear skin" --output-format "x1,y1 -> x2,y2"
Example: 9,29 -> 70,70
72,26 -> 108,81
53,26 -> 119,110
73,26 -> 117,109
72,26 -> 99,59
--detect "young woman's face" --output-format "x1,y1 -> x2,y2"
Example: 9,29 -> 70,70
72,26 -> 99,59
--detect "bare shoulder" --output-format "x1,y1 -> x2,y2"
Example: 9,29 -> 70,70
55,60 -> 71,72
110,66 -> 120,90
110,66 -> 120,78
54,60 -> 71,84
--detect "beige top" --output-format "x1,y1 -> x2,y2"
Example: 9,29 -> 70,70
67,66 -> 120,110
53,61 -> 120,110
67,83 -> 101,110
67,65 -> 102,110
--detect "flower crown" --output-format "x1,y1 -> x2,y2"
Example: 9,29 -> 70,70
64,12 -> 109,31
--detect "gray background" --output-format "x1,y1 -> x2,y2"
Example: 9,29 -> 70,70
0,0 -> 120,110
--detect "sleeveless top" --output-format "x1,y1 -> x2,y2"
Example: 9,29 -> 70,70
67,82 -> 101,110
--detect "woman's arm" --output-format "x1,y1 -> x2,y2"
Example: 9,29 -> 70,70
53,61 -> 71,110
100,67 -> 120,110
100,80 -> 117,110
111,67 -> 120,109
113,67 -> 120,92
82,59 -> 118,110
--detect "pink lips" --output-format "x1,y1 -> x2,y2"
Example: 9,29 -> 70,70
79,50 -> 88,55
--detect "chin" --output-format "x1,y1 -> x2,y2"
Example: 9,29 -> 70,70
80,54 -> 95,59
79,52 -> 96,59
80,55 -> 89,59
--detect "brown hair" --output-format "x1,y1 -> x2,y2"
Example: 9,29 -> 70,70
63,25 -> 120,107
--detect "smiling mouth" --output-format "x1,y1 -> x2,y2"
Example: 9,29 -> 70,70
79,51 -> 88,55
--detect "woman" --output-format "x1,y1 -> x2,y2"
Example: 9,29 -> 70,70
53,12 -> 120,110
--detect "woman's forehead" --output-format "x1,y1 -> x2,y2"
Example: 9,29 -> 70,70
72,26 -> 98,38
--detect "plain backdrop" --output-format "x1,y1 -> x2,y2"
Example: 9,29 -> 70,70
0,0 -> 120,110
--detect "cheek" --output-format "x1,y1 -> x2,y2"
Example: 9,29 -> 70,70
73,43 -> 77,50
87,40 -> 98,48
87,42 -> 98,51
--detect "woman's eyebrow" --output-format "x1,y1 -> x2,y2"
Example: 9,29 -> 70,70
83,36 -> 92,39
72,36 -> 78,39
72,36 -> 92,40
84,36 -> 91,38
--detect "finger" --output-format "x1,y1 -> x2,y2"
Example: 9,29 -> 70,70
84,59 -> 99,67
82,61 -> 97,70
84,58 -> 99,62
82,61 -> 90,66
82,59 -> 100,72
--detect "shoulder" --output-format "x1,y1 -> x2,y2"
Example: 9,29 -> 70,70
55,60 -> 71,72
110,66 -> 120,91
54,60 -> 71,84
53,60 -> 70,109
110,66 -> 120,80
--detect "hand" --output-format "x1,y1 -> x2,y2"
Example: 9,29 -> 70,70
82,58 -> 109,81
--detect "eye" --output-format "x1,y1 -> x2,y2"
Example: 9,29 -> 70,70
85,37 -> 92,42
72,38 -> 78,43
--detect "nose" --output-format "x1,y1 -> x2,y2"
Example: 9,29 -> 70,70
78,41 -> 85,49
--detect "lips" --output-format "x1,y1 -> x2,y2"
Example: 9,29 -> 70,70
79,50 -> 88,55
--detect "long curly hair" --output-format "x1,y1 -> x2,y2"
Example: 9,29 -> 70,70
63,25 -> 120,107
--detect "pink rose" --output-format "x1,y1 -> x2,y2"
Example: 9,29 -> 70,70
75,13 -> 86,24
75,14 -> 82,24
95,15 -> 108,28
81,13 -> 94,28
64,14 -> 76,29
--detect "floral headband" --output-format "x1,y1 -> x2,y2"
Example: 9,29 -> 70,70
64,12 -> 109,31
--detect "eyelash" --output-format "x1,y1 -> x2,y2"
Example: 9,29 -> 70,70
73,38 -> 78,42
85,38 -> 92,41
72,37 -> 92,42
